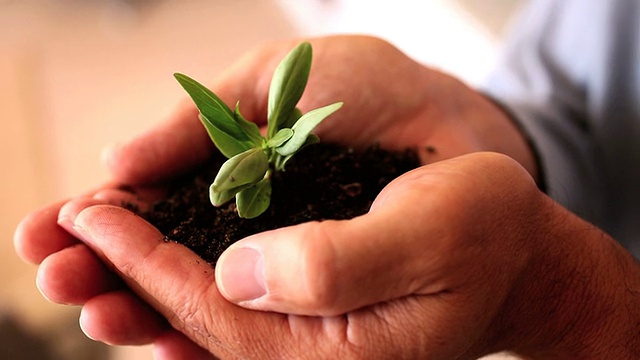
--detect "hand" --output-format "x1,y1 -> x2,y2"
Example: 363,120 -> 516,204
12,35 -> 540,357
103,35 -> 538,186
23,35 -> 632,358
14,188 -> 214,359
50,153 -> 551,359
44,153 -> 640,359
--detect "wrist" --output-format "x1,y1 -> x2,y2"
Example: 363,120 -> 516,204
481,95 -> 546,192
496,196 -> 640,358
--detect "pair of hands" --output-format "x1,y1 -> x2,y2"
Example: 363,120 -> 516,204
14,36 -> 637,359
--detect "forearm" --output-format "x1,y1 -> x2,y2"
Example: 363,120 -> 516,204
498,197 -> 640,358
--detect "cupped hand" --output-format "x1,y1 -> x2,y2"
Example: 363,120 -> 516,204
14,187 -> 214,358
15,35 -> 542,358
54,153 -> 554,359
104,35 -> 538,186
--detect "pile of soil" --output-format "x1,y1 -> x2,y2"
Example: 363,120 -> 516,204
137,143 -> 420,265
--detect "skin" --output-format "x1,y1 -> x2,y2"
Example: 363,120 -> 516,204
14,36 -> 640,359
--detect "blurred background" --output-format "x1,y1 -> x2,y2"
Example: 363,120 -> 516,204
1,0 -> 523,358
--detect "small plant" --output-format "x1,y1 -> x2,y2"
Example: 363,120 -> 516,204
174,42 -> 343,218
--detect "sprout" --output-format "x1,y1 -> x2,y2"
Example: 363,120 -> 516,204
174,42 -> 343,218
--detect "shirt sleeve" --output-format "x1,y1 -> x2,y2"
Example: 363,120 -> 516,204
479,0 -> 607,227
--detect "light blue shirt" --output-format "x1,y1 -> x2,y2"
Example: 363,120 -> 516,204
482,0 -> 640,258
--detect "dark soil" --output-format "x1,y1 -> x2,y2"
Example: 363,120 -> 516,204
137,143 -> 420,265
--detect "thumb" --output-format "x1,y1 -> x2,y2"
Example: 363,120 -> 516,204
102,102 -> 213,185
215,162 -> 461,316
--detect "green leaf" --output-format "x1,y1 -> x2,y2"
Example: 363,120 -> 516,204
266,128 -> 293,148
198,114 -> 255,159
212,148 -> 268,193
175,73 -> 255,157
282,107 -> 303,130
234,101 -> 264,145
209,182 -> 254,206
175,42 -> 344,219
236,178 -> 272,219
274,134 -> 319,171
276,102 -> 343,156
210,184 -> 237,206
267,42 -> 312,139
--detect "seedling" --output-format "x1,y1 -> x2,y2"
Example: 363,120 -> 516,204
174,42 -> 343,218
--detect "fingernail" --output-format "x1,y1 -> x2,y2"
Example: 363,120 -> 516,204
100,142 -> 122,166
57,202 -> 75,227
78,310 -> 99,342
57,198 -> 97,237
216,247 -> 266,302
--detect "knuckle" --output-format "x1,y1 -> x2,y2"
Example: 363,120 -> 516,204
297,222 -> 344,314
168,282 -> 220,344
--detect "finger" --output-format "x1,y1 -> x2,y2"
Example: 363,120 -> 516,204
91,187 -> 167,214
14,181 -> 127,265
66,202 -> 482,358
102,101 -> 214,186
14,200 -> 80,264
153,331 -> 216,360
80,289 -> 168,346
213,168 -> 450,316
58,196 -> 130,240
68,204 -> 289,357
215,212 -> 441,316
37,243 -> 121,305
214,152 -> 538,316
